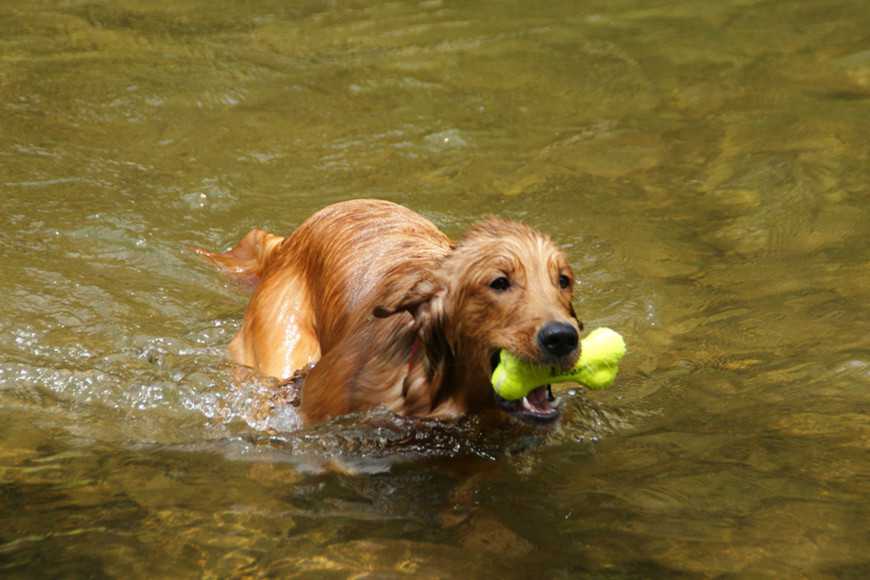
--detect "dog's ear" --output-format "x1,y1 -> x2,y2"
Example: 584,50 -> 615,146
373,276 -> 443,323
374,272 -> 452,365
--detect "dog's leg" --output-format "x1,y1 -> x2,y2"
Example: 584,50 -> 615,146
230,273 -> 321,380
196,229 -> 321,380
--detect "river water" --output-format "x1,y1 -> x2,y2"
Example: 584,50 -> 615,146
2,0 -> 869,577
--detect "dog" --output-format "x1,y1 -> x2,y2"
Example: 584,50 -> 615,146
196,199 -> 582,425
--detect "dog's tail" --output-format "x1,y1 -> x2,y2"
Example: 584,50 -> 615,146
193,228 -> 285,288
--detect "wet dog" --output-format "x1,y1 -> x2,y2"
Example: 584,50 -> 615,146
196,199 -> 582,425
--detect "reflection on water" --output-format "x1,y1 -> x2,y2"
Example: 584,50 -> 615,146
2,0 -> 869,577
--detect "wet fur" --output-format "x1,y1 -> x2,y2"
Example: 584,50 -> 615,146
196,199 -> 580,425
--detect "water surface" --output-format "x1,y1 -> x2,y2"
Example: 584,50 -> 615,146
2,0 -> 869,577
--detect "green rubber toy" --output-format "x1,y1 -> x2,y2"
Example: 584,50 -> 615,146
491,327 -> 626,400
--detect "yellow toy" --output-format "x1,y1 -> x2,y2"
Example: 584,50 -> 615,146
491,327 -> 626,400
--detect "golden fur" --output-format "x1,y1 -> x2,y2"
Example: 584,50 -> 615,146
196,199 -> 581,425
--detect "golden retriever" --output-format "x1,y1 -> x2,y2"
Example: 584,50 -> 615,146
196,199 -> 582,425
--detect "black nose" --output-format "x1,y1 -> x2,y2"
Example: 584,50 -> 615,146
537,322 -> 579,357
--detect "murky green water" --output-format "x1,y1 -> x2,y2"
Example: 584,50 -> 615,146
2,0 -> 869,577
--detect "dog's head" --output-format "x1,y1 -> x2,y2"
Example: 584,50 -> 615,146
375,218 -> 581,421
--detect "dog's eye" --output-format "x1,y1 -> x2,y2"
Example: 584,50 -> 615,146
559,274 -> 571,289
489,276 -> 511,292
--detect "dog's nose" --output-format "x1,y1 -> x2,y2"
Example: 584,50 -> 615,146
537,322 -> 579,357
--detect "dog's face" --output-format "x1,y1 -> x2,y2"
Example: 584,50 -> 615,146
439,219 -> 582,421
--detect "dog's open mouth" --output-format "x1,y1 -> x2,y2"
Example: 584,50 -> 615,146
495,385 -> 560,421
490,350 -> 561,422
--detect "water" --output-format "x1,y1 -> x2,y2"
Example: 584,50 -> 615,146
2,0 -> 869,577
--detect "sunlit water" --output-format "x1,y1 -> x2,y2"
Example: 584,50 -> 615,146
2,0 -> 869,577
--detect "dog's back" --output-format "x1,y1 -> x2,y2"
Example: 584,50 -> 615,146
198,199 -> 450,380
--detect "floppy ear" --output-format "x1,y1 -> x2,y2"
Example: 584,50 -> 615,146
373,270 -> 452,368
377,271 -> 449,333
372,279 -> 436,318
373,276 -> 442,322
